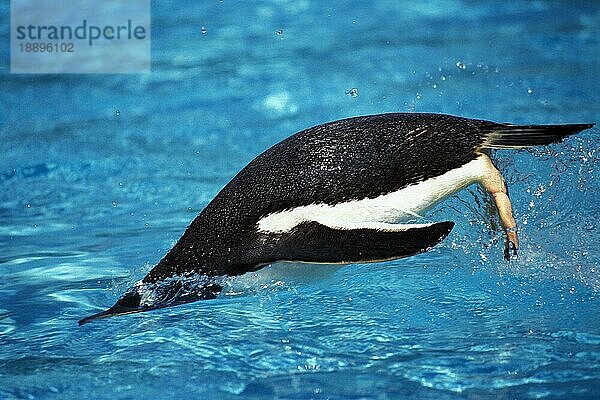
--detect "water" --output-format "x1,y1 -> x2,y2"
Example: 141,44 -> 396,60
1,1 -> 599,398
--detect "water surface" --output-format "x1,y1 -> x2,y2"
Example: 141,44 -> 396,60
1,1 -> 599,398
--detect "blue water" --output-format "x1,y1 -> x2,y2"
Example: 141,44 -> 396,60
1,1 -> 599,398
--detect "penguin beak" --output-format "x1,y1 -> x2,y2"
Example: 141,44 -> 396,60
78,290 -> 154,326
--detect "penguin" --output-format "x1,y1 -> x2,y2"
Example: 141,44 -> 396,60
79,113 -> 594,325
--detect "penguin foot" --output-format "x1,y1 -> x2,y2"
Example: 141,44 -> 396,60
504,239 -> 518,261
477,154 -> 520,261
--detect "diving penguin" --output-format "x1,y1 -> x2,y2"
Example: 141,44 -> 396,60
79,113 -> 594,325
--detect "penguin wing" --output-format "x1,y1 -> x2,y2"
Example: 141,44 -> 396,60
267,220 -> 455,264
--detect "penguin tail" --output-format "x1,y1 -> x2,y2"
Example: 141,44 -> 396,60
482,123 -> 594,149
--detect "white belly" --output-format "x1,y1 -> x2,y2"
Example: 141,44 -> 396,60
258,156 -> 487,233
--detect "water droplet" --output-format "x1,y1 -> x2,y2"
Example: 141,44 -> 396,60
345,88 -> 359,98
527,88 -> 533,94
200,26 -> 207,34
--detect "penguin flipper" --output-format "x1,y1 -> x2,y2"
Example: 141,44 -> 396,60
273,221 -> 454,264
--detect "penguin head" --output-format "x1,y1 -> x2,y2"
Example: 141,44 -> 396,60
78,284 -> 146,325
78,277 -> 222,325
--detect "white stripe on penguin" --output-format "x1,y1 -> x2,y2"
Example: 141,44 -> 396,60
257,155 -> 488,233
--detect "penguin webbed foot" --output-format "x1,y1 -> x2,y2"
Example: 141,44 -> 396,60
477,154 -> 520,262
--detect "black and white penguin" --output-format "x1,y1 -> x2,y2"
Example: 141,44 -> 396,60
79,113 -> 594,325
